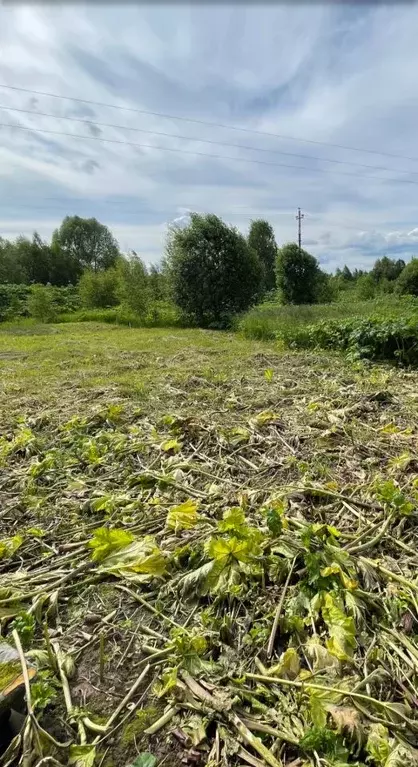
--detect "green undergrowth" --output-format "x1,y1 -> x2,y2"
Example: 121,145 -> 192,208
238,297 -> 418,365
57,300 -> 182,329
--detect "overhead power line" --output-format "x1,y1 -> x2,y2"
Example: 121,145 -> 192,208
3,121 -> 418,188
0,103 -> 416,177
0,82 -> 417,164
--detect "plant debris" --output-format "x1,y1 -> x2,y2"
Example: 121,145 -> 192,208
1,333 -> 418,767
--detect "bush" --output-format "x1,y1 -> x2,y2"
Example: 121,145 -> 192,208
116,256 -> 150,316
276,243 -> 322,304
396,258 -> 418,297
281,316 -> 418,366
0,284 -> 29,321
27,286 -> 57,323
78,269 -> 118,309
166,213 -> 263,327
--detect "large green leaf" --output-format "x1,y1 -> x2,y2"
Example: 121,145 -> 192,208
100,535 -> 166,578
322,593 -> 356,661
166,500 -> 199,531
87,527 -> 134,562
69,745 -> 96,767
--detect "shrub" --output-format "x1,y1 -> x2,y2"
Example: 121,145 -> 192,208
276,243 -> 321,304
166,213 -> 263,327
0,284 -> 29,321
78,269 -> 118,309
116,256 -> 150,316
282,317 -> 418,366
27,286 -> 57,323
396,258 -> 418,297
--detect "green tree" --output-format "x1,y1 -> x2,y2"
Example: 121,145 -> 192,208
276,242 -> 321,304
0,238 -> 25,283
372,256 -> 405,283
116,255 -> 150,316
52,216 -> 120,274
166,213 -> 263,326
248,219 -> 277,292
148,264 -> 168,301
27,285 -> 56,322
356,273 -> 376,300
395,258 -> 418,296
14,233 -> 52,284
78,268 -> 119,308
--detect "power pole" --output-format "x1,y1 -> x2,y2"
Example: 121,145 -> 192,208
296,207 -> 304,252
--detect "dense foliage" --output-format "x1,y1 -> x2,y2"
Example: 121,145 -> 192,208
248,219 -> 277,293
276,243 -> 323,304
166,213 -> 263,326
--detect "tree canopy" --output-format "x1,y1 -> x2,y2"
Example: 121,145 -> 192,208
52,216 -> 120,275
248,220 -> 277,293
166,213 -> 263,326
276,242 -> 321,304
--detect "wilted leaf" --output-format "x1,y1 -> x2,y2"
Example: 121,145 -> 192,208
69,745 -> 96,767
100,536 -> 166,578
207,537 -> 251,565
167,500 -> 199,531
218,507 -> 248,536
161,438 -> 181,453
130,753 -> 157,767
270,648 -> 300,680
305,636 -> 339,671
0,535 -> 23,560
88,527 -> 135,562
366,724 -> 390,765
322,593 -> 356,661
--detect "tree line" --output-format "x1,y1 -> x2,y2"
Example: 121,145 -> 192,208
1,212 -> 418,327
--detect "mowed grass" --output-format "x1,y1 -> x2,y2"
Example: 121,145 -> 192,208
2,321 -> 418,766
0,321 -> 282,420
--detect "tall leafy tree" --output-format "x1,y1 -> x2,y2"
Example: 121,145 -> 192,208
396,258 -> 418,296
13,233 -> 52,284
116,255 -> 150,316
52,216 -> 120,274
166,213 -> 263,326
372,256 -> 405,283
248,220 -> 277,292
276,242 -> 321,304
0,238 -> 25,283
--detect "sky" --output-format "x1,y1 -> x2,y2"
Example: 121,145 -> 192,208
1,3 -> 418,271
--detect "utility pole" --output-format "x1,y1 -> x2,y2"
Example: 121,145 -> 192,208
296,207 -> 304,252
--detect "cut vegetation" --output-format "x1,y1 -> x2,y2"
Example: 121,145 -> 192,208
1,323 -> 418,767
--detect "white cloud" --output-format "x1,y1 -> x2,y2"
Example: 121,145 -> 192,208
1,4 -> 418,269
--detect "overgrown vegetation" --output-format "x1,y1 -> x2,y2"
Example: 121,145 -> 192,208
238,297 -> 418,364
1,323 -> 418,767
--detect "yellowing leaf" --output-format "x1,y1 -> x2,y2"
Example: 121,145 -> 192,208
251,410 -> 280,427
0,535 -> 23,560
87,528 -> 135,562
366,724 -> 390,765
270,648 -> 300,680
320,563 -> 358,591
69,745 -> 96,767
218,507 -> 248,535
305,636 -> 339,671
207,537 -> 250,564
322,593 -> 356,661
160,439 -> 181,453
100,536 -> 166,578
166,500 -> 199,531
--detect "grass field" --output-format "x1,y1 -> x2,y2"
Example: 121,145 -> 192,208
2,322 -> 418,767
